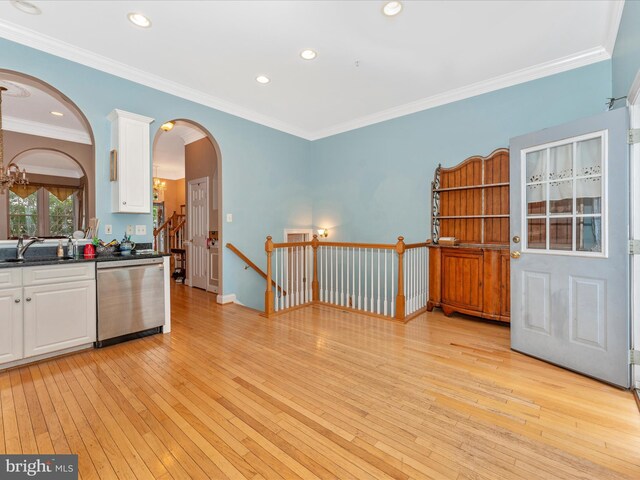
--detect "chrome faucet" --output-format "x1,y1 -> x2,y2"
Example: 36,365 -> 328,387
16,236 -> 45,260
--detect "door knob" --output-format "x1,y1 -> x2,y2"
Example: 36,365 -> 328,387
512,235 -> 520,244
510,251 -> 521,259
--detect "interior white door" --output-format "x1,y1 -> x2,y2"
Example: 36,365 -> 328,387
188,177 -> 209,290
510,107 -> 630,387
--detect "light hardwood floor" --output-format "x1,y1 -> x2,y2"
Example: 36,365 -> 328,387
1,284 -> 639,479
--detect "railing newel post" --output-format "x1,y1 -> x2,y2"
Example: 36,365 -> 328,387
265,236 -> 274,317
395,236 -> 406,321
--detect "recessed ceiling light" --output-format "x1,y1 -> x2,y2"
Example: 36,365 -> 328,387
11,0 -> 41,15
128,12 -> 151,28
300,49 -> 317,61
160,121 -> 175,132
256,75 -> 270,84
50,111 -> 64,117
382,1 -> 403,16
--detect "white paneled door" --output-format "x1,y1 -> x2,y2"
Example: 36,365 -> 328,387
188,177 -> 209,290
510,108 -> 630,387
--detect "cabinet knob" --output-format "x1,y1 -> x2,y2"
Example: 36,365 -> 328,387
26,297 -> 32,302
123,201 -> 127,205
14,298 -> 20,303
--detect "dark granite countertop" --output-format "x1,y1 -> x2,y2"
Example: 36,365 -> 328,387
0,243 -> 169,269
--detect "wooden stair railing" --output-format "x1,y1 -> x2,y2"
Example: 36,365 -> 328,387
154,212 -> 187,253
226,243 -> 287,296
264,234 -> 430,322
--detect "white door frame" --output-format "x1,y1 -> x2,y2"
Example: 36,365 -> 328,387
187,176 -> 209,290
283,228 -> 314,242
629,70 -> 640,389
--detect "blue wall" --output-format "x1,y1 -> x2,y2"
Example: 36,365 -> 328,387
0,38 -> 313,309
310,62 -> 612,244
612,0 -> 640,99
0,36 -> 618,309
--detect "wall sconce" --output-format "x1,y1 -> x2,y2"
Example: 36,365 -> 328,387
317,228 -> 329,238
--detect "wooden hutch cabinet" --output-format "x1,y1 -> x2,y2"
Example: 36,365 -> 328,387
426,149 -> 511,323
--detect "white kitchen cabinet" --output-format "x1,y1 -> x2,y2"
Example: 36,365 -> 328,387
23,279 -> 96,358
108,109 -> 154,213
0,264 -> 96,368
0,287 -> 23,364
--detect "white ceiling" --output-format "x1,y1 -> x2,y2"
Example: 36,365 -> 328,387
14,149 -> 84,178
0,74 -> 91,144
153,121 -> 206,180
0,1 -> 624,140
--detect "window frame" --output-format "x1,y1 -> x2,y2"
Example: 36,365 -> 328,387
520,129 -> 608,258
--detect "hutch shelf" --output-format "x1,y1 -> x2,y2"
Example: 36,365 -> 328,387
427,148 -> 511,323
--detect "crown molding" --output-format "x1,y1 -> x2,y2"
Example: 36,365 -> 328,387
308,46 -> 611,140
603,0 -> 625,55
0,19 -> 310,139
0,18 -> 617,142
4,115 -> 92,144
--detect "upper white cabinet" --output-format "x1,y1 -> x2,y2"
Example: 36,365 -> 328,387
108,109 -> 154,213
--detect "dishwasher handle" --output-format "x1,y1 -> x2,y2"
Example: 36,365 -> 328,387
96,258 -> 165,269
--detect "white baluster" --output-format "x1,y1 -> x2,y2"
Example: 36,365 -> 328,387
335,247 -> 340,305
384,250 -> 388,316
391,251 -> 395,316
377,248 -> 381,314
358,248 -> 362,310
351,247 -> 355,309
364,249 -> 368,311
370,248 -> 374,312
341,247 -> 344,306
346,247 -> 350,308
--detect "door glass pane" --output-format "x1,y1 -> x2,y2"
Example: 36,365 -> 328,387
549,218 -> 572,250
526,150 -> 546,183
576,216 -> 602,252
549,180 -> 573,214
576,137 -> 601,177
576,177 -> 601,214
527,183 -> 546,215
527,218 -> 546,249
549,144 -> 572,180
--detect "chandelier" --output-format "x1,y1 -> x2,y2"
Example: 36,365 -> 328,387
152,165 -> 166,191
0,86 -> 29,193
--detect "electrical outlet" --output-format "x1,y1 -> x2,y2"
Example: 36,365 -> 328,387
104,225 -> 112,235
135,225 -> 146,235
126,225 -> 134,236
226,213 -> 233,223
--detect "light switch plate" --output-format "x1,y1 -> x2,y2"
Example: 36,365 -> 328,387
126,225 -> 134,235
135,225 -> 146,235
226,213 -> 233,223
104,225 -> 112,235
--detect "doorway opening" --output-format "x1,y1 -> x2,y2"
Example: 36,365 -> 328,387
0,69 -> 95,242
152,120 -> 222,295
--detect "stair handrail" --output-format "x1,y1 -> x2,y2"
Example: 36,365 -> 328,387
226,243 -> 287,296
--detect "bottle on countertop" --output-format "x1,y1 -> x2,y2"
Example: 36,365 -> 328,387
57,240 -> 64,258
67,237 -> 74,258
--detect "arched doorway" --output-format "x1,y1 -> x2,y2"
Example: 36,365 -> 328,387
152,119 -> 223,295
8,148 -> 88,238
0,70 -> 95,241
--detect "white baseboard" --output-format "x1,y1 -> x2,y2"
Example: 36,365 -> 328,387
217,293 -> 237,304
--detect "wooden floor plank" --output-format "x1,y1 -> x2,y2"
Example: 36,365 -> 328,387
0,284 -> 638,480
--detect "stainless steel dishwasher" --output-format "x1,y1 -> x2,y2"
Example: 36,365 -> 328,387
96,257 -> 165,347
